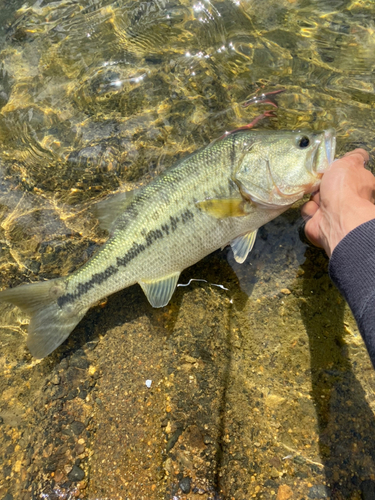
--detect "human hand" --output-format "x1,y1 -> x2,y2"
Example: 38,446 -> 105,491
301,149 -> 375,257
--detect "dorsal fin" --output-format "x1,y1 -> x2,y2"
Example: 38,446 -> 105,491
93,189 -> 138,231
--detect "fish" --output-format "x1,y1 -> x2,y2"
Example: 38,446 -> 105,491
0,128 -> 336,358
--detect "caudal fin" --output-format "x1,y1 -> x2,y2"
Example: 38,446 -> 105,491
0,279 -> 88,358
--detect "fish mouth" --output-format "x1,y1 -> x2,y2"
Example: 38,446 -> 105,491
314,128 -> 336,175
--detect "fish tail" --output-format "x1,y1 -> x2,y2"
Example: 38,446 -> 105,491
0,279 -> 88,358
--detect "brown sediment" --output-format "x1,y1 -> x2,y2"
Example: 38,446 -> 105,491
1,0 -> 375,498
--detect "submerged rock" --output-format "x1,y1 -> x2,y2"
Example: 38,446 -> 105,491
68,464 -> 85,482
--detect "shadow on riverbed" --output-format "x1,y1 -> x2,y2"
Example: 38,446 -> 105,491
300,247 -> 375,498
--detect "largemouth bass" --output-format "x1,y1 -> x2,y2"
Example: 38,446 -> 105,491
0,128 -> 336,358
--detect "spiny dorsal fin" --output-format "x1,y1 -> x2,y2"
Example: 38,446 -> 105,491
139,272 -> 180,308
230,230 -> 258,264
94,189 -> 137,232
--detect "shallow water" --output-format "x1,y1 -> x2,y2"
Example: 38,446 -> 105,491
0,0 -> 375,499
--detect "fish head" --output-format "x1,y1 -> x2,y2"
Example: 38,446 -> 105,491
233,128 -> 336,208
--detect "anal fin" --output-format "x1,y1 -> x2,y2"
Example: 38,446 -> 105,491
230,230 -> 258,264
139,272 -> 180,308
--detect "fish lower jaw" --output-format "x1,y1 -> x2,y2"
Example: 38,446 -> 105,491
304,178 -> 323,195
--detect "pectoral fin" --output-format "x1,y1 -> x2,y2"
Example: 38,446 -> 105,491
230,230 -> 258,263
196,198 -> 250,218
139,272 -> 180,308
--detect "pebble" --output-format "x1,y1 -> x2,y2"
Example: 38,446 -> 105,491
70,353 -> 89,369
179,476 -> 192,494
51,374 -> 60,385
293,455 -> 306,465
276,484 -> 293,500
68,464 -> 85,482
75,444 -> 85,455
59,358 -> 69,369
44,461 -> 57,472
71,421 -> 85,436
264,479 -> 278,488
269,456 -> 282,469
66,389 -> 78,401
308,484 -> 330,498
77,389 -> 88,400
54,471 -> 64,482
270,467 -> 279,479
192,486 -> 206,495
65,464 -> 73,474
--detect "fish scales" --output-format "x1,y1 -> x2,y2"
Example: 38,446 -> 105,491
0,128 -> 336,357
63,134 -> 250,305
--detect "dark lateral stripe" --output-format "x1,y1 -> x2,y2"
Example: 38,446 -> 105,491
57,242 -> 145,307
116,241 -> 146,267
57,208 -> 196,308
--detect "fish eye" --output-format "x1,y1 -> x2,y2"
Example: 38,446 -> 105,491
297,136 -> 310,148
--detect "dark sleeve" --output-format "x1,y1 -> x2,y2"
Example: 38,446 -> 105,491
329,218 -> 375,369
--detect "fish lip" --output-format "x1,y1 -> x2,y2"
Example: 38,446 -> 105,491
324,128 -> 336,165
313,128 -> 336,175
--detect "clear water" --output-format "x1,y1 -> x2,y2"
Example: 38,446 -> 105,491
0,0 -> 375,499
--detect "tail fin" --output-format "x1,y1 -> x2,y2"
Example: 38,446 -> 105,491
0,279 -> 89,358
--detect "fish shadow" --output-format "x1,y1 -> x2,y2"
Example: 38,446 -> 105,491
47,248 -> 248,364
300,246 -> 375,498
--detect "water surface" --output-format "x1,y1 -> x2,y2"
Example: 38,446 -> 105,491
0,0 -> 375,498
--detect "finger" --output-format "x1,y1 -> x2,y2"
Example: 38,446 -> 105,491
301,199 -> 319,220
329,150 -> 369,173
342,148 -> 369,165
310,191 -> 320,205
304,217 -> 324,250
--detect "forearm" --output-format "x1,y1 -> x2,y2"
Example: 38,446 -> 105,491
329,218 -> 375,368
